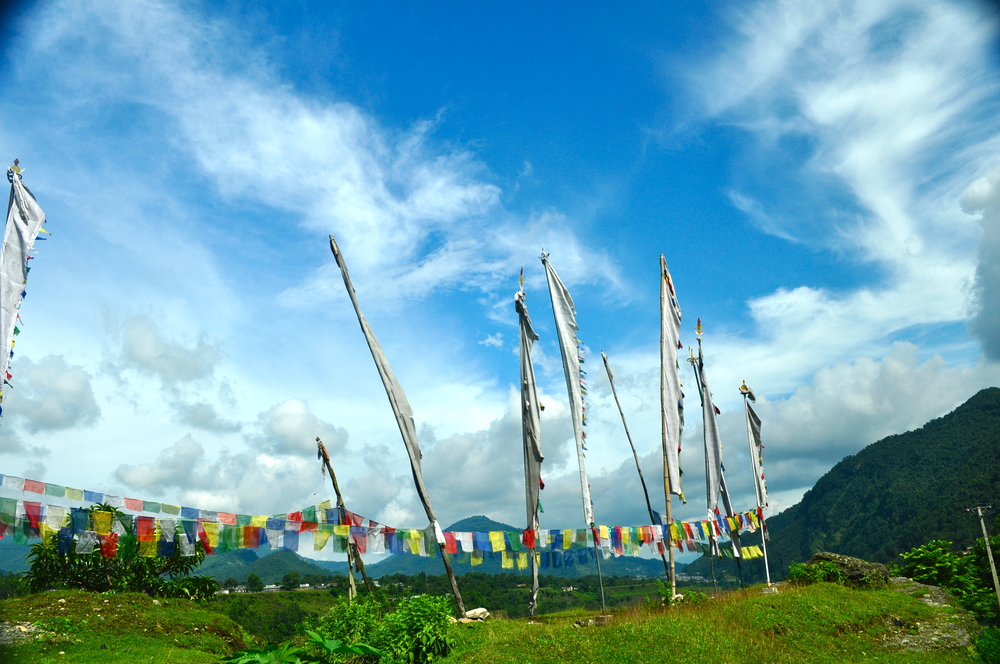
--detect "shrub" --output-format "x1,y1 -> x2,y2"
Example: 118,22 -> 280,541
309,594 -> 455,664
786,561 -> 846,586
24,503 -> 217,599
978,627 -> 1000,664
377,594 -> 455,664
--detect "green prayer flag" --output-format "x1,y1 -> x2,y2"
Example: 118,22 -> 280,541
161,503 -> 180,515
143,501 -> 161,514
302,506 -> 317,523
0,497 -> 15,526
507,532 -> 522,551
44,483 -> 65,497
236,514 -> 252,527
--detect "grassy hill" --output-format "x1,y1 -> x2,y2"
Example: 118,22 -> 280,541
0,582 -> 983,663
688,386 -> 1000,583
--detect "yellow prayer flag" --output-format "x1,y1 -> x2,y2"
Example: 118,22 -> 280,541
700,521 -> 711,539
139,540 -> 157,557
727,516 -> 738,532
517,552 -> 528,570
409,531 -> 421,555
93,511 -> 112,536
314,529 -> 332,551
599,525 -> 610,541
489,531 -> 506,552
317,499 -> 333,511
749,511 -> 760,528
333,525 -> 350,537
251,515 -> 267,528
562,529 -> 573,549
65,487 -> 84,501
471,551 -> 483,566
39,523 -> 56,543
203,522 -> 219,547
501,551 -> 514,569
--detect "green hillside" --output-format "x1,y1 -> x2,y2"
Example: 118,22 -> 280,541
688,386 -> 1000,583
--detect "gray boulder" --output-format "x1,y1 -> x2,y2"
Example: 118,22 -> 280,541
806,552 -> 890,588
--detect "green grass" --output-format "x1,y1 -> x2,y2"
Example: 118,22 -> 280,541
0,583 -> 986,663
0,590 -> 252,663
443,583 -> 983,664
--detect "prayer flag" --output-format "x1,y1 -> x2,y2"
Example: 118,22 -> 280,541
745,399 -> 768,509
660,255 -> 685,497
541,253 -> 594,526
329,237 -> 450,556
0,168 -> 46,399
516,287 -> 544,615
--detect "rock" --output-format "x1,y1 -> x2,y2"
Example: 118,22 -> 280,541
806,552 -> 890,588
458,618 -> 474,624
464,608 -> 490,620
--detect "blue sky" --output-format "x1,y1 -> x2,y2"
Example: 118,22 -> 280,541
1,0 -> 1000,561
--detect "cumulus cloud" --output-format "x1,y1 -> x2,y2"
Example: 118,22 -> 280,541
707,343 -> 1000,514
171,400 -> 241,433
119,316 -> 221,384
8,355 -> 100,433
115,434 -> 328,514
115,434 -> 208,494
250,399 -> 348,457
962,164 -> 1000,359
685,0 -> 998,383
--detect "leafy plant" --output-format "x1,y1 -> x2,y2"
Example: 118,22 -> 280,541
24,503 -> 218,599
221,630 -> 380,664
376,595 -> 455,664
978,627 -> 1000,664
786,561 -> 847,586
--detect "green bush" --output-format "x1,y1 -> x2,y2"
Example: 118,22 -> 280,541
24,503 -> 217,600
786,561 -> 846,586
978,627 -> 1000,664
309,594 -> 455,664
377,595 -> 455,664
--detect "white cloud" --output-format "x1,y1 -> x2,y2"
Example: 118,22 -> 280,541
118,316 -> 221,385
7,355 -> 100,433
962,164 -> 1000,359
250,399 -> 348,457
171,400 -> 241,433
479,333 -> 503,348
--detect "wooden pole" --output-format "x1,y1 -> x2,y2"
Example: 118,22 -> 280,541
316,437 -> 373,596
602,351 -> 671,582
971,506 -> 1000,616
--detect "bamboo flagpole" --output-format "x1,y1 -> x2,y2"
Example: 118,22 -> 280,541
316,437 -> 374,597
328,236 -> 466,617
601,351 -> 671,581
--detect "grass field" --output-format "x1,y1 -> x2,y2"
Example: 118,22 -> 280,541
0,582 -> 987,663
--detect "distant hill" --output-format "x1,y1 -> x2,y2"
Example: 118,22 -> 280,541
0,536 -> 29,574
687,386 -> 1000,583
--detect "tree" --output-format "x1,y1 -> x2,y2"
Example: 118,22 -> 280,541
24,503 -> 218,599
281,571 -> 301,591
247,573 -> 264,592
223,577 -> 240,589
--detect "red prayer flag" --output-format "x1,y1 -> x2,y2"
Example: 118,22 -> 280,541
23,501 -> 42,529
23,479 -> 44,494
444,531 -> 458,555
100,533 -> 119,558
124,498 -> 143,512
136,516 -> 155,541
219,512 -> 237,525
522,529 -> 536,550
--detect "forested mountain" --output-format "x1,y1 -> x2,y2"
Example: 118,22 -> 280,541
688,386 -> 1000,583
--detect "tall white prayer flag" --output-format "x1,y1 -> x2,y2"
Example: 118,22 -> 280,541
745,399 -> 768,509
329,236 -> 465,615
0,166 -> 46,412
660,255 -> 684,498
540,253 -> 594,526
515,288 -> 543,615
692,339 -> 722,514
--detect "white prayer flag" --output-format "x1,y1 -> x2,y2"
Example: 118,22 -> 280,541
540,253 -> 594,526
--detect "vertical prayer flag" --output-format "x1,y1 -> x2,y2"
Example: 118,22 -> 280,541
659,255 -> 684,497
541,253 -> 594,526
0,167 -> 46,408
